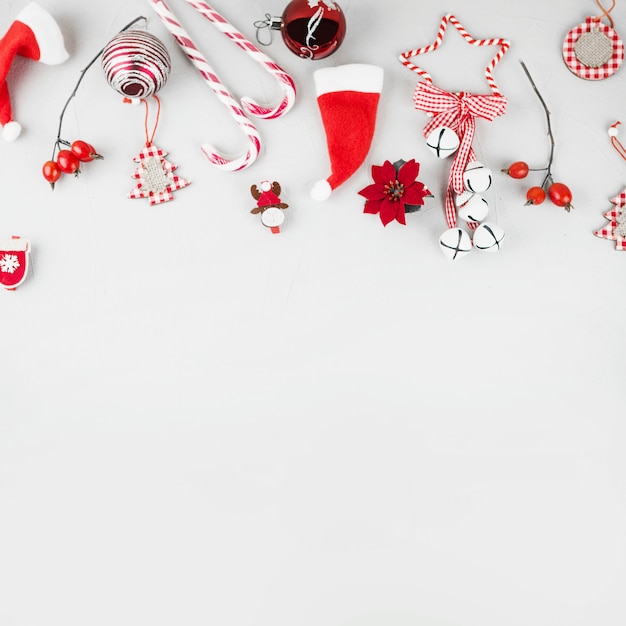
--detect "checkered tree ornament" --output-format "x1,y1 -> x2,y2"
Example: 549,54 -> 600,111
594,189 -> 626,250
129,144 -> 189,205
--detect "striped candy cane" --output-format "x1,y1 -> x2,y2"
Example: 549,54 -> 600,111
399,14 -> 510,96
146,0 -> 261,171
183,0 -> 296,119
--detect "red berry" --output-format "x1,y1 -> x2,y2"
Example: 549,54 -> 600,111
525,186 -> 546,205
42,160 -> 61,188
548,182 -> 573,211
71,140 -> 101,162
56,149 -> 81,175
502,161 -> 529,179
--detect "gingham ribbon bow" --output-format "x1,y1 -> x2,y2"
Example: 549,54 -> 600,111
415,83 -> 507,195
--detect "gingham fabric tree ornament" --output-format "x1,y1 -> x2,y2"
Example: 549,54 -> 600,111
127,96 -> 190,205
399,15 -> 510,258
595,189 -> 626,250
595,122 -> 626,249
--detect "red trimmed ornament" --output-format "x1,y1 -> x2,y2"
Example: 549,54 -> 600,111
563,1 -> 624,80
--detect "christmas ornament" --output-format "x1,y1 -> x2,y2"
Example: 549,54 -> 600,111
399,14 -> 509,257
563,1 -> 624,80
358,159 -> 431,227
40,16 -> 145,189
101,29 -> 171,98
439,228 -> 472,260
0,236 -> 30,290
310,64 -> 384,201
127,96 -> 190,205
456,193 -> 489,223
147,0 -> 296,171
595,122 -> 626,249
250,180 -> 289,233
0,2 -> 68,140
594,188 -> 626,250
255,1 -> 346,60
472,222 -> 505,252
425,126 -> 460,158
280,0 -> 346,60
502,61 -> 574,212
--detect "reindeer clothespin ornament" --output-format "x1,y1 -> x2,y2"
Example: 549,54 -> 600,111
250,180 -> 289,233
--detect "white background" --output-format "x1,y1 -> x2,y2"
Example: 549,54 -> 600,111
1,1 -> 625,625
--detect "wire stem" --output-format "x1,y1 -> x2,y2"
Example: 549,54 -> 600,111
51,15 -> 147,160
519,60 -> 555,189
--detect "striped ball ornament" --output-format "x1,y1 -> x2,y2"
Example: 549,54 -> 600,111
101,30 -> 171,98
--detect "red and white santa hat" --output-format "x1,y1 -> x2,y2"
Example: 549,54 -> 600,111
310,63 -> 384,201
0,2 -> 69,140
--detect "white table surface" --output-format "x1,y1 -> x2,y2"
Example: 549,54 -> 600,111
1,1 -> 625,625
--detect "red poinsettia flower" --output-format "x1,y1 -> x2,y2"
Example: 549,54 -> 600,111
358,159 -> 431,226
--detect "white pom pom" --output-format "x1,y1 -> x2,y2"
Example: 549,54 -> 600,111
311,179 -> 332,201
2,121 -> 22,141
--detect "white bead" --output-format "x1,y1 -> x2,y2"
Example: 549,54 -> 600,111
439,228 -> 472,260
473,222 -> 505,252
463,161 -> 492,192
609,125 -> 620,137
425,126 -> 460,158
457,193 -> 489,223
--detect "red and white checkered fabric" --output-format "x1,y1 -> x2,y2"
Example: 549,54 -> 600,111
563,17 -> 624,80
129,144 -> 190,205
399,16 -> 509,229
594,188 -> 626,250
415,84 -> 507,228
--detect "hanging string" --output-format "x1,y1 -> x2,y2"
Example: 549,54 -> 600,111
609,121 -> 626,159
122,94 -> 161,146
143,95 -> 161,147
253,13 -> 282,46
594,0 -> 616,28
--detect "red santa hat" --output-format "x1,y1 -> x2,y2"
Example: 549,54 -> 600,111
310,63 -> 384,201
0,2 -> 69,140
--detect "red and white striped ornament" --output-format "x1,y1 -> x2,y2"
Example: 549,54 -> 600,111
101,30 -> 171,98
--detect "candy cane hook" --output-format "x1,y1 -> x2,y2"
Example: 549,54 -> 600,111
146,0 -> 261,170
183,0 -> 296,119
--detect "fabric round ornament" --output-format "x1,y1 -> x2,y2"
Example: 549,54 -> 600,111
563,12 -> 624,80
101,30 -> 171,98
281,0 -> 346,60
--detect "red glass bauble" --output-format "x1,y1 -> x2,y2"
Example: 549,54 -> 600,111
281,0 -> 346,60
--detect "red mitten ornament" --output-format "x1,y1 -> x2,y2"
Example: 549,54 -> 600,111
0,2 -> 68,140
0,236 -> 30,290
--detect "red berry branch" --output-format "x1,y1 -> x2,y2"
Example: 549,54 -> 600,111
502,60 -> 574,212
41,15 -> 146,189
